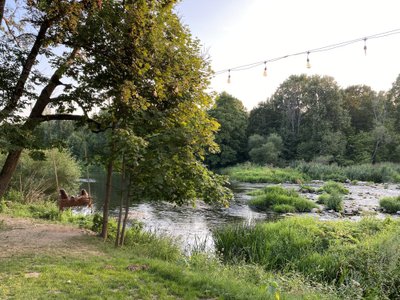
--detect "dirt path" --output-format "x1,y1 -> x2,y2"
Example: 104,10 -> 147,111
0,214 -> 101,258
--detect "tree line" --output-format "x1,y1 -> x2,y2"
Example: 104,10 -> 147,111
208,74 -> 400,168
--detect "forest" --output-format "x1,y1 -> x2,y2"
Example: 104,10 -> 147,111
208,74 -> 400,168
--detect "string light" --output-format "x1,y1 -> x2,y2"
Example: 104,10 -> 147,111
214,28 -> 400,77
364,38 -> 367,55
263,62 -> 267,77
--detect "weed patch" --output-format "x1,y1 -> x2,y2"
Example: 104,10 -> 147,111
249,185 -> 317,213
380,196 -> 400,213
213,217 -> 400,299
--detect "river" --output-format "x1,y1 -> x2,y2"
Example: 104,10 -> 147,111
78,175 -> 400,252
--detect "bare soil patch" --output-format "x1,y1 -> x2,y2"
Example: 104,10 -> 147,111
0,214 -> 101,258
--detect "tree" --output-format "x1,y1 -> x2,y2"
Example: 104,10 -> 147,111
342,85 -> 376,133
206,92 -> 248,168
0,0 -> 103,197
268,75 -> 349,161
247,101 -> 280,137
248,133 -> 283,166
0,1 -> 233,243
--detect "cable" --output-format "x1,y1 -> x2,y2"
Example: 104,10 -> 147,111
215,28 -> 400,76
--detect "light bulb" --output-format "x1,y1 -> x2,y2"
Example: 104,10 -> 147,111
306,52 -> 311,69
263,62 -> 267,77
364,38 -> 367,56
227,70 -> 231,84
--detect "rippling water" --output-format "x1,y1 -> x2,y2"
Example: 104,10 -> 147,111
79,175 -> 399,252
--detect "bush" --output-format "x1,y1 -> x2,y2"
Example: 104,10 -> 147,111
249,185 -> 317,213
0,149 -> 81,202
380,196 -> 400,213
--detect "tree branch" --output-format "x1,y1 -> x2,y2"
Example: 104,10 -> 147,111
0,0 -> 5,25
32,114 -> 105,132
0,18 -> 52,121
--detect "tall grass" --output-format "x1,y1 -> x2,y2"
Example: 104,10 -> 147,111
213,217 -> 400,299
294,161 -> 400,183
380,196 -> 400,213
249,185 -> 317,213
225,162 -> 400,184
223,163 -> 309,183
317,181 -> 348,212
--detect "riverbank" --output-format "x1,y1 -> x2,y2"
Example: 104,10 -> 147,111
0,213 -> 337,299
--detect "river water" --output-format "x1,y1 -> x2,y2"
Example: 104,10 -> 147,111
78,176 -> 400,252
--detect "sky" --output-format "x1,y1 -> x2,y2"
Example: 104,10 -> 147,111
175,0 -> 400,110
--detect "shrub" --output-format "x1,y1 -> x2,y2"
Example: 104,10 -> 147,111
249,185 -> 317,213
0,149 -> 81,202
380,196 -> 400,213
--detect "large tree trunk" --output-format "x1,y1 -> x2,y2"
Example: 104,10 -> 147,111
0,149 -> 22,197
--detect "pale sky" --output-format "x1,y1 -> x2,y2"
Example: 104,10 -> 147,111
176,0 -> 400,110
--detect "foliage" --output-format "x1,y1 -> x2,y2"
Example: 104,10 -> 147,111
0,149 -> 81,201
294,161 -> 400,183
206,92 -> 248,168
223,163 -> 308,183
380,196 -> 400,213
213,217 -> 400,299
249,185 -> 317,213
248,133 -> 283,166
318,193 -> 344,212
318,181 -> 349,194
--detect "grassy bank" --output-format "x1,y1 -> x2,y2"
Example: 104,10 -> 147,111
223,164 -> 309,183
213,216 -> 400,299
224,162 -> 400,183
0,201 -> 337,299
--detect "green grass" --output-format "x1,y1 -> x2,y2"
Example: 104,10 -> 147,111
316,181 -> 347,212
318,181 -> 349,194
249,185 -> 317,213
0,199 -> 94,228
224,162 -> 400,184
380,196 -> 400,213
213,216 -> 400,299
0,207 -> 337,299
294,161 -> 400,183
223,164 -> 309,183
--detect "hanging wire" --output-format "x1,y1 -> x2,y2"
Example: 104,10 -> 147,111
215,28 -> 400,76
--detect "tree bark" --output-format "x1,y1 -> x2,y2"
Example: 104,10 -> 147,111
115,157 -> 125,247
120,174 -> 131,246
0,150 -> 23,198
0,0 -> 5,26
101,158 -> 113,240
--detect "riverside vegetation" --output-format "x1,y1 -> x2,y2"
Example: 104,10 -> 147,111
224,162 -> 400,184
213,216 -> 400,299
1,201 -> 340,300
